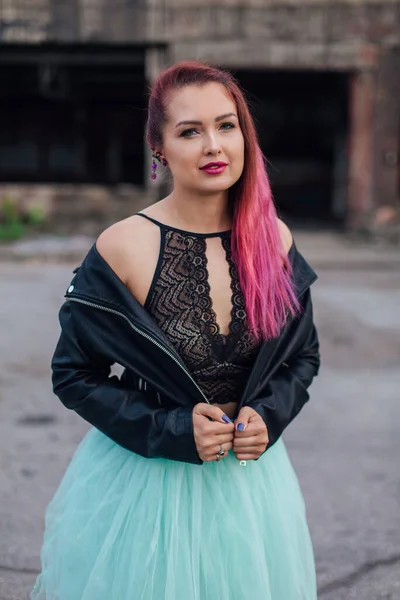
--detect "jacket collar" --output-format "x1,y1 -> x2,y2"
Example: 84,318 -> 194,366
288,241 -> 318,298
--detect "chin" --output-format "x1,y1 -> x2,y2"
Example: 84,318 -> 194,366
200,176 -> 236,193
199,184 -> 232,195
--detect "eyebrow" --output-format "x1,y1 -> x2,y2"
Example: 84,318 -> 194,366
175,113 -> 237,128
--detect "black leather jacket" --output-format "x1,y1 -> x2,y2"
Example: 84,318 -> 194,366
52,242 -> 320,465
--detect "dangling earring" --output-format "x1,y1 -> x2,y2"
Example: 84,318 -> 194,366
150,149 -> 167,181
151,155 -> 158,180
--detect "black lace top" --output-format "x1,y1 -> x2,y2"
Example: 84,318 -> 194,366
138,214 -> 262,405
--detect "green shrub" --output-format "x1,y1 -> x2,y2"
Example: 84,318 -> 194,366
0,196 -> 25,241
0,221 -> 25,240
0,197 -> 48,241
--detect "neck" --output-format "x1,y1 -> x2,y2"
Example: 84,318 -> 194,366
161,188 -> 232,233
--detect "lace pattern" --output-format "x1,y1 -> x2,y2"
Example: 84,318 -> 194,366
145,228 -> 261,404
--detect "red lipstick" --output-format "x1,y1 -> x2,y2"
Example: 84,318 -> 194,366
200,162 -> 228,175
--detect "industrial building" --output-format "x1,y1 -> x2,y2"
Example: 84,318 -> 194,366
0,1 -> 399,230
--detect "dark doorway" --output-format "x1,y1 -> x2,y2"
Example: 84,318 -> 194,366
234,69 -> 349,227
0,45 -> 147,185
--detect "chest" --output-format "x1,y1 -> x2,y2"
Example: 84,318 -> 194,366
146,231 -> 240,337
145,231 -> 261,402
144,230 -> 259,364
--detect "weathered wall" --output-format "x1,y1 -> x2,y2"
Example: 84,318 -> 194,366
1,2 -> 399,53
372,48 -> 400,210
1,2 -> 398,73
1,2 -> 399,73
1,1 -> 399,228
0,183 -> 153,232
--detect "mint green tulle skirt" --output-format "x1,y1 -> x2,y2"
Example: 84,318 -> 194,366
32,428 -> 317,600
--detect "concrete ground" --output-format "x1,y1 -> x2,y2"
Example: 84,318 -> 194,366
0,233 -> 399,599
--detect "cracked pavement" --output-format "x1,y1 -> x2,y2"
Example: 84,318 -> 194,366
0,240 -> 399,599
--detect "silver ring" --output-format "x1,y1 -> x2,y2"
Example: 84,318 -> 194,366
216,445 -> 225,461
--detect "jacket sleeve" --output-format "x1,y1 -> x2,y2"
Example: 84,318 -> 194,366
247,288 -> 320,449
51,302 -> 202,464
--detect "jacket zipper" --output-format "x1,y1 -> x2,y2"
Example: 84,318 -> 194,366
67,296 -> 210,405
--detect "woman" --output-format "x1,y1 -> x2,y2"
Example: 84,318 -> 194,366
32,61 -> 320,599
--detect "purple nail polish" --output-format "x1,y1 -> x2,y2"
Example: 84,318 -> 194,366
237,423 -> 245,432
222,414 -> 231,424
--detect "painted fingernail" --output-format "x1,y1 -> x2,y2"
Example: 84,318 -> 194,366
222,414 -> 232,423
237,423 -> 245,432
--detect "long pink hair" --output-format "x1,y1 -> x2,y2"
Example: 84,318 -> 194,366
146,61 -> 299,340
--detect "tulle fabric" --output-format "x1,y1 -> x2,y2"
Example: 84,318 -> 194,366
32,429 -> 317,600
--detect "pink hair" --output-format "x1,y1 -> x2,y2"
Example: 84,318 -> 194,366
146,61 -> 299,340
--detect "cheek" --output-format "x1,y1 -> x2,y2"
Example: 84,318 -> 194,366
166,150 -> 200,182
230,133 -> 244,160
166,142 -> 198,170
228,138 -> 245,182
232,137 -> 245,170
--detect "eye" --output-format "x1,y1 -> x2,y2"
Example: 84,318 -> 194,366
220,122 -> 235,131
180,128 -> 198,138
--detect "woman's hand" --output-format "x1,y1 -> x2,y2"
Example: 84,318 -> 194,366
193,404 -> 235,462
233,407 -> 269,461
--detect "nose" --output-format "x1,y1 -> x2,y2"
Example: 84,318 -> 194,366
203,132 -> 222,156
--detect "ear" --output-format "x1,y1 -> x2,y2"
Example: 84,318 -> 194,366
151,147 -> 161,159
151,147 -> 168,167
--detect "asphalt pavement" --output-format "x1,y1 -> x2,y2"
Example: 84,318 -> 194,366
0,234 -> 399,599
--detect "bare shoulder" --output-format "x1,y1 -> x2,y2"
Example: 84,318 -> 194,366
96,215 -> 159,285
277,218 -> 293,254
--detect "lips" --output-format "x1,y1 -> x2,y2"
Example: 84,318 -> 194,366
200,162 -> 228,170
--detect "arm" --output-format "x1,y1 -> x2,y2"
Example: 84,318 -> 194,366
246,288 -> 320,448
52,302 -> 202,464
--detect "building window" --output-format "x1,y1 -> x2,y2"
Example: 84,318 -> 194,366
0,49 -> 146,185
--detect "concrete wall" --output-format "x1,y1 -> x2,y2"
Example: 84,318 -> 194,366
1,1 -> 399,229
1,1 -> 398,72
1,2 -> 399,55
0,184 -> 153,234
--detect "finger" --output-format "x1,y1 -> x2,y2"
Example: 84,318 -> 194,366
214,432 -> 235,445
235,452 -> 263,461
235,426 -> 268,441
233,435 -> 263,448
235,419 -> 268,437
234,406 -> 255,433
195,403 -> 233,424
196,433 -> 233,455
203,442 -> 233,462
234,422 -> 266,436
234,426 -> 260,438
234,445 -> 265,454
217,441 -> 233,453
200,421 -> 235,436
214,441 -> 233,460
202,434 -> 234,451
